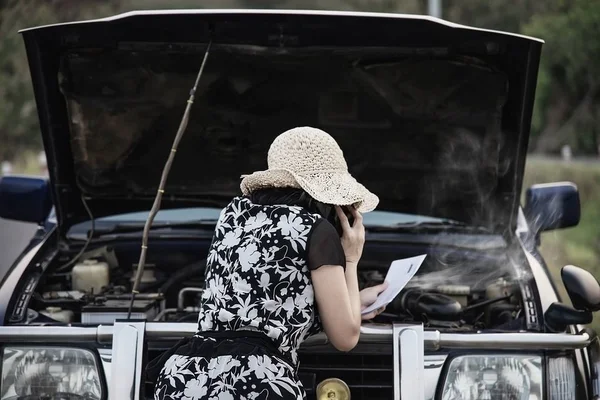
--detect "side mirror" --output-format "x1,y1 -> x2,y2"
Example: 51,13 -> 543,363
544,302 -> 592,332
0,175 -> 52,224
562,265 -> 600,312
524,182 -> 580,234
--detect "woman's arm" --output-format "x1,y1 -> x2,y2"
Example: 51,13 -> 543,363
311,206 -> 365,352
311,265 -> 360,351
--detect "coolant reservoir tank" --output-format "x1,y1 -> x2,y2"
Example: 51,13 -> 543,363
485,278 -> 513,299
71,259 -> 110,294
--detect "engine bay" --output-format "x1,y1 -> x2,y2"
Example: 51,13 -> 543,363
21,238 -> 528,332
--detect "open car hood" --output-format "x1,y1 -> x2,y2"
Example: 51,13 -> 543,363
20,10 -> 543,234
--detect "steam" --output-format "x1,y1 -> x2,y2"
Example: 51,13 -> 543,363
406,247 -> 517,291
411,127 -> 534,290
400,129 -> 571,293
420,127 -> 510,230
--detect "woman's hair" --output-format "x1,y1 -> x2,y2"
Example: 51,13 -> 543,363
248,187 -> 336,223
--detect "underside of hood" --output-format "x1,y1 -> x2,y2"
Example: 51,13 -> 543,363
19,10 -> 543,234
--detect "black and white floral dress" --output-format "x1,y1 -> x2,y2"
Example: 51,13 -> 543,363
152,196 -> 345,400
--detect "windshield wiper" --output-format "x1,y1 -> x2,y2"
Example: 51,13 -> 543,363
88,220 -> 218,238
366,220 -> 491,233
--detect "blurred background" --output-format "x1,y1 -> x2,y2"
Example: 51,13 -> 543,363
1,0 -> 599,330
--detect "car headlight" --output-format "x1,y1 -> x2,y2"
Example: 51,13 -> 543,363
441,354 -> 543,400
1,346 -> 102,400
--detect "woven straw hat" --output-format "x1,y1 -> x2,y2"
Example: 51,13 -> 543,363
240,127 -> 379,213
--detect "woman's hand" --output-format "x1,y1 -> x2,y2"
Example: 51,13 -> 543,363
336,205 -> 365,265
360,282 -> 389,320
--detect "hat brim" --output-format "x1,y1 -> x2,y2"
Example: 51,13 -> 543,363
240,169 -> 379,213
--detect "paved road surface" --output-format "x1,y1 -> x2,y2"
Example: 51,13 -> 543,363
527,155 -> 600,165
0,218 -> 37,277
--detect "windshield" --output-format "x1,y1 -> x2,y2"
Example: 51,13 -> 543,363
71,207 -> 452,229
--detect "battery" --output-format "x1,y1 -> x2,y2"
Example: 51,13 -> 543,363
81,298 -> 161,324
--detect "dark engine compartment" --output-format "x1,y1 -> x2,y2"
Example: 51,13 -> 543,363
22,235 -> 527,332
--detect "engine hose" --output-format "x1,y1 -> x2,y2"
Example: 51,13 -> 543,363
158,259 -> 207,295
400,288 -> 463,321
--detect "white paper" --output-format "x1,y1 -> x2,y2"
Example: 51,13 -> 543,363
361,254 -> 427,315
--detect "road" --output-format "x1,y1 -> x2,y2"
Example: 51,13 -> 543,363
0,218 -> 37,276
527,154 -> 600,165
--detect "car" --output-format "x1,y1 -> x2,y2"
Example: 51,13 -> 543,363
1,8 -> 599,400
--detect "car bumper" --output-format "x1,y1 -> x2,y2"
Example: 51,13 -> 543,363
0,323 -> 593,400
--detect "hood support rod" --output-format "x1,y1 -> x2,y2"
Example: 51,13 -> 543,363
127,40 -> 213,320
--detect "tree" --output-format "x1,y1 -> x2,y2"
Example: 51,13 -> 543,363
523,0 -> 600,154
443,0 -> 570,33
0,0 -> 121,161
234,0 -> 421,13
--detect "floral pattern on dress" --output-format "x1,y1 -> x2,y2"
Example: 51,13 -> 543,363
154,352 -> 304,400
154,197 -> 324,399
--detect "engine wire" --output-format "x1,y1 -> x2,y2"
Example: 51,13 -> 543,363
55,195 -> 95,272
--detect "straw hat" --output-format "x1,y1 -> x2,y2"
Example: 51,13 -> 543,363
240,127 -> 379,213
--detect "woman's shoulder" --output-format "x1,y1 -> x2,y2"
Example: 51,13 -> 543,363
307,218 -> 345,270
238,195 -> 323,219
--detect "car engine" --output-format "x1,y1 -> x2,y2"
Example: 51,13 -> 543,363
24,243 -> 526,332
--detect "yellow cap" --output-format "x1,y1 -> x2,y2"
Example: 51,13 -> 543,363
316,378 -> 351,400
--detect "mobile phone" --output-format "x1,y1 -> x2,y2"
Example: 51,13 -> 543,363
333,206 -> 355,236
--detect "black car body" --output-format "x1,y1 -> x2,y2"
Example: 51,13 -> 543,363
0,9 -> 600,400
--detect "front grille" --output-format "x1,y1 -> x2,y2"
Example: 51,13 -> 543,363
144,344 -> 394,400
298,351 -> 394,400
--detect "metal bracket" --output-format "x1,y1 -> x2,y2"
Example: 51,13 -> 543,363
393,323 -> 425,400
109,321 -> 146,400
589,334 -> 600,398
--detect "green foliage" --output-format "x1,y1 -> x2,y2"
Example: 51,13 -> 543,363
529,68 -> 552,138
0,0 -> 121,161
525,0 -> 600,97
0,1 -> 53,160
443,0 -> 568,33
524,0 -> 600,154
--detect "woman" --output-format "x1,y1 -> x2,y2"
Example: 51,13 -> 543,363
151,126 -> 388,400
